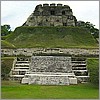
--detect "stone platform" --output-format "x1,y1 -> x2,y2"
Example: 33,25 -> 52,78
10,56 -> 89,84
22,72 -> 77,85
22,56 -> 77,85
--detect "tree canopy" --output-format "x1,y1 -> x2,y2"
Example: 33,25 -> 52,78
1,25 -> 12,36
77,21 -> 99,38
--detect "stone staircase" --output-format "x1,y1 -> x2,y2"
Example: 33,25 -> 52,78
10,57 -> 30,81
72,58 -> 89,83
10,56 -> 89,84
21,56 -> 77,85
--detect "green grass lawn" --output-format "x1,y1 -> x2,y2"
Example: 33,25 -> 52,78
1,81 -> 99,99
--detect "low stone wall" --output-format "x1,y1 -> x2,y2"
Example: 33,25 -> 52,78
1,48 -> 99,57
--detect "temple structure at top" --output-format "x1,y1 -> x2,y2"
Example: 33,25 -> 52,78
23,3 -> 77,26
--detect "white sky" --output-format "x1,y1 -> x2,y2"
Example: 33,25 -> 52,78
1,1 -> 99,30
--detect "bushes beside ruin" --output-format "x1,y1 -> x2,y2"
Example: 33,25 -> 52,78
87,58 -> 99,86
1,57 -> 15,80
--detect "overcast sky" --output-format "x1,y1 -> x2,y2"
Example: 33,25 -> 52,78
1,1 -> 99,30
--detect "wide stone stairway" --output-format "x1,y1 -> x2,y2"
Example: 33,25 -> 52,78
10,56 -> 89,85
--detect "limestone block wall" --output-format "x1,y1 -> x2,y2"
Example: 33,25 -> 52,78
22,72 -> 77,85
25,15 -> 75,26
23,3 -> 77,26
1,48 -> 99,57
28,75 -> 70,85
30,56 -> 72,73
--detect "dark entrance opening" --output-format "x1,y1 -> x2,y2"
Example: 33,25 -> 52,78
62,11 -> 65,15
63,23 -> 67,26
51,11 -> 55,15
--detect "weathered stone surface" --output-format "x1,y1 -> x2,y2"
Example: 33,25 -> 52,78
9,57 -> 30,81
30,56 -> 72,73
1,48 -> 99,57
23,3 -> 77,27
28,75 -> 70,85
10,56 -> 89,84
69,77 -> 77,84
22,72 -> 77,85
21,56 -> 78,85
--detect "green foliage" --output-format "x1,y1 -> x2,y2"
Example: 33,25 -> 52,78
1,62 -> 10,80
1,57 -> 14,80
1,81 -> 99,99
6,26 -> 98,48
92,28 -> 99,38
87,58 -> 99,85
1,36 -> 8,40
1,25 -> 12,36
77,21 -> 99,39
1,40 -> 16,49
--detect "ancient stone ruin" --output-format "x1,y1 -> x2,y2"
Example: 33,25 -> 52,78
23,3 -> 77,26
22,56 -> 77,85
30,56 -> 72,73
9,4 -> 91,85
10,57 -> 30,81
10,56 -> 89,85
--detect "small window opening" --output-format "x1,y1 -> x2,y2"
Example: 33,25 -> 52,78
46,19 -> 48,22
56,20 -> 59,22
63,23 -> 67,26
62,11 -> 65,15
51,11 -> 55,15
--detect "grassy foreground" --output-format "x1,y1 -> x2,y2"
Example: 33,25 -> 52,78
1,58 -> 99,99
1,81 -> 99,99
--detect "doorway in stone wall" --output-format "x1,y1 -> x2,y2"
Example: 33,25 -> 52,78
63,23 -> 67,26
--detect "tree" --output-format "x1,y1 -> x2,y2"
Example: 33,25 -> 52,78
77,21 -> 85,27
1,24 -> 11,36
77,21 -> 99,39
92,28 -> 99,38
